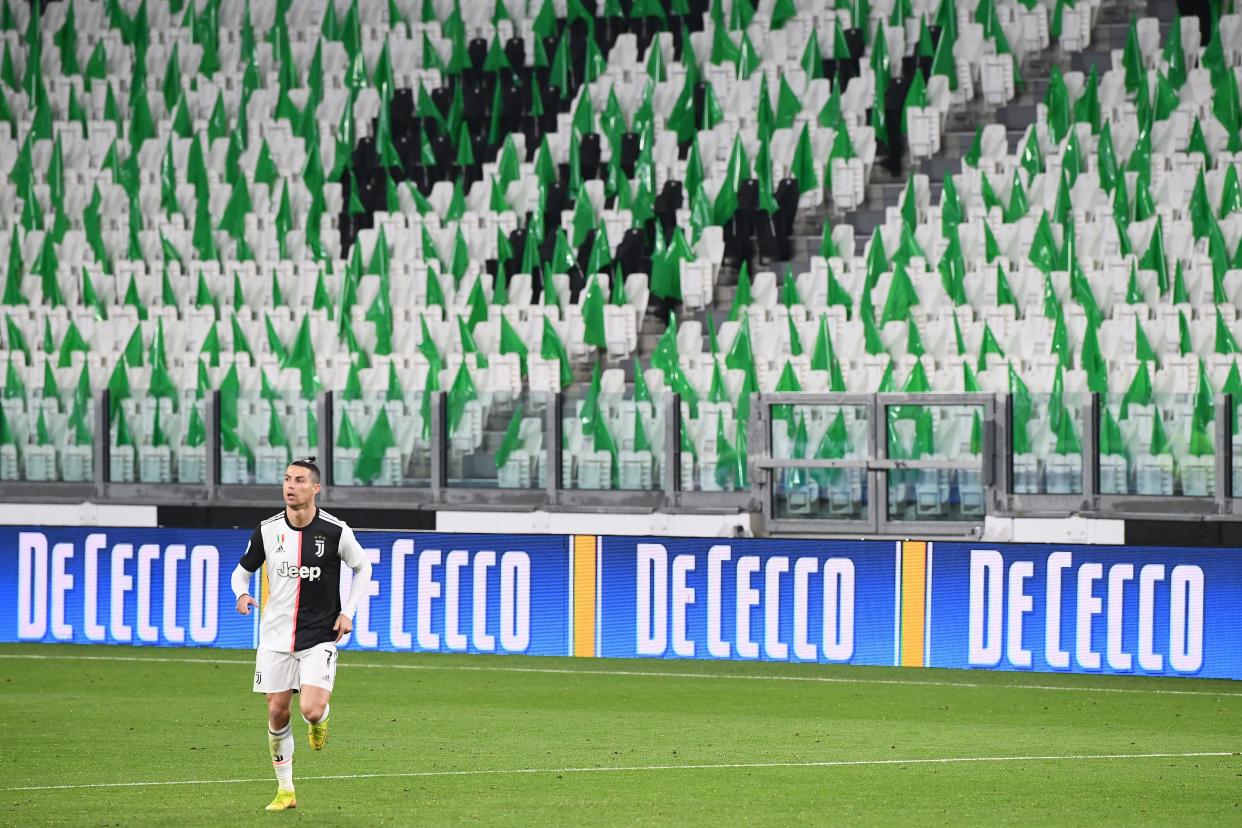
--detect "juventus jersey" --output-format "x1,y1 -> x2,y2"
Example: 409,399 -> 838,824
238,509 -> 367,653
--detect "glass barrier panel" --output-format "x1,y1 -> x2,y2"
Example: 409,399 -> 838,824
769,402 -> 869,460
3,384 -> 96,483
1009,392 -> 1086,496
1101,389 -> 1215,497
1231,404 -> 1242,499
886,403 -> 986,521
215,389 -> 317,486
449,390 -> 549,489
106,386 -> 216,484
333,389 -> 431,488
677,398 -> 749,493
562,383 -> 662,492
770,402 -> 869,520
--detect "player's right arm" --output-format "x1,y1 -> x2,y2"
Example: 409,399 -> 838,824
232,526 -> 266,615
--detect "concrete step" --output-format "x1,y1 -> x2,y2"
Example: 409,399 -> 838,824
1069,49 -> 1115,75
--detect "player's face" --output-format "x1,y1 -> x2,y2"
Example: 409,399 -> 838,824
283,466 -> 320,508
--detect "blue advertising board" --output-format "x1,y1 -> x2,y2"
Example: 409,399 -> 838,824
1,528 -> 1239,680
927,542 -> 1241,679
0,527 -> 571,656
596,537 -> 898,665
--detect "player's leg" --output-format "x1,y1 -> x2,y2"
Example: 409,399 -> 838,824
296,642 -> 338,750
300,684 -> 332,750
255,649 -> 300,810
267,691 -> 296,793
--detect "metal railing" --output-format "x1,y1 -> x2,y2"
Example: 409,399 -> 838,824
758,393 -> 997,535
2,389 -> 1240,535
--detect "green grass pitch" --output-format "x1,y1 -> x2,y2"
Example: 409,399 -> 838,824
1,643 -> 1239,825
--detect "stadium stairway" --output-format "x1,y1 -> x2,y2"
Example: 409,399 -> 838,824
688,0 -> 1180,351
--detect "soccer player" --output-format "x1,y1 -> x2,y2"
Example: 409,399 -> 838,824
230,456 -> 373,811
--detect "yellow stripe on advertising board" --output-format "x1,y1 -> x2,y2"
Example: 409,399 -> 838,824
900,541 -> 927,667
572,536 -> 598,657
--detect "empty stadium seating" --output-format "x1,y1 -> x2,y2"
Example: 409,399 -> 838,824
0,0 -> 1239,521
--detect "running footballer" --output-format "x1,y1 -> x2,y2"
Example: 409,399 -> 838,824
230,457 -> 373,811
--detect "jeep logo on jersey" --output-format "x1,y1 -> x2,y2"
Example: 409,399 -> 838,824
275,561 -> 322,580
315,537 -> 325,558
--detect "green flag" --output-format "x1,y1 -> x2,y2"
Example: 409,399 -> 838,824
1146,407 -> 1172,456
903,359 -> 931,394
811,315 -> 847,390
466,274 -> 489,330
729,261 -> 753,322
977,323 -> 1006,371
1216,309 -> 1241,354
56,321 -> 91,369
1008,364 -> 1032,453
592,409 -> 620,489
1097,122 -> 1118,193
2,354 -> 24,400
790,123 -> 817,194
1053,396 -> 1081,454
107,355 -> 131,421
1028,212 -> 1059,275
865,227 -> 888,290
1079,319 -> 1108,393
582,276 -> 607,349
494,404 -> 525,470
964,126 -> 984,167
1,228 -> 23,305
541,316 -> 573,388
1193,356 -> 1215,429
1206,151 -> 1241,217
1140,217 -> 1169,296
771,360 -> 803,426
632,356 -> 652,405
1095,402 -> 1127,461
725,317 -> 757,386
650,313 -> 679,375
385,357 -> 404,402
354,408 -> 397,484
499,316 -> 528,377
880,262 -> 919,324
1120,361 -> 1153,419
444,362 -> 477,437
283,315 -> 321,399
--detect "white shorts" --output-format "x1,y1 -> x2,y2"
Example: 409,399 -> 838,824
253,642 -> 338,695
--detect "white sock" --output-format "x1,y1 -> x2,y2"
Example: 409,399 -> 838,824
268,724 -> 294,790
304,703 -> 330,725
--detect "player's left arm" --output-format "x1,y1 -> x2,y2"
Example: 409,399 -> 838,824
334,525 -> 373,641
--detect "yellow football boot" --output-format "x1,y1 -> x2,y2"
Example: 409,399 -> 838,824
265,789 -> 297,811
308,717 -> 329,751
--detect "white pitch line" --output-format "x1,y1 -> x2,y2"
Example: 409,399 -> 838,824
1,652 -> 1240,698
4,752 -> 1236,793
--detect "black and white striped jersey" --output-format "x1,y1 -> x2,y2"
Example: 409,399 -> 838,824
238,509 -> 368,653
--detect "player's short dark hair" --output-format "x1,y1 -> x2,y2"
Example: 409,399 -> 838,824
289,456 -> 321,483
